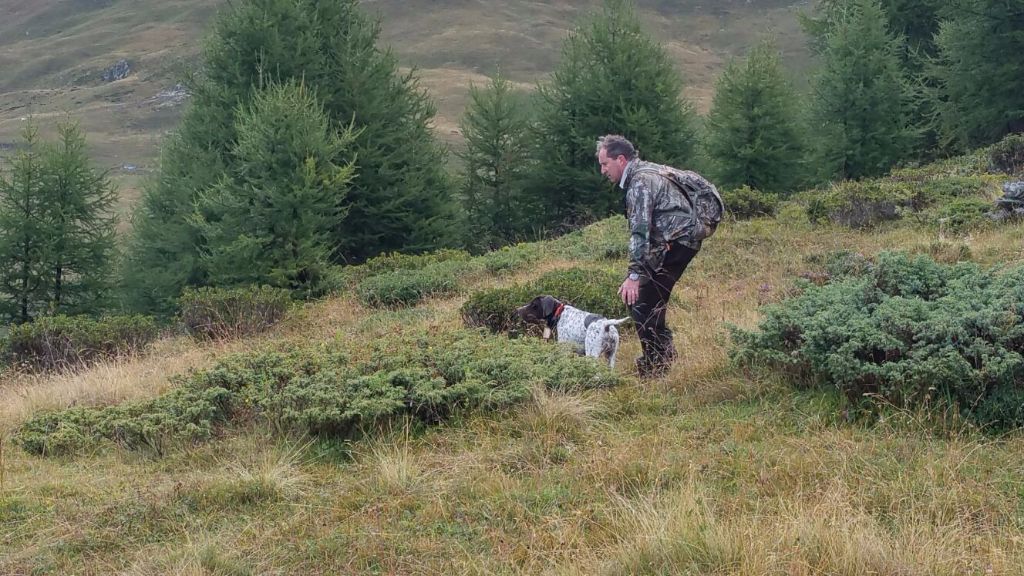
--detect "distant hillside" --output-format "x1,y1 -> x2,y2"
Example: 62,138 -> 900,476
0,0 -> 812,219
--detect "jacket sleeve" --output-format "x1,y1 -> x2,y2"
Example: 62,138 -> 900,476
626,176 -> 655,276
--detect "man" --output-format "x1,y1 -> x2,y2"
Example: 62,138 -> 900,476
596,134 -> 707,377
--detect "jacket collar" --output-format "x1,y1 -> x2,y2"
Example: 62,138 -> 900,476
619,158 -> 639,190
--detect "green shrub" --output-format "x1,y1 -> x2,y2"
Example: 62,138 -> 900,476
3,314 -> 158,372
724,185 -> 779,219
803,249 -> 874,281
335,249 -> 472,289
552,216 -> 629,261
179,285 -> 292,340
356,259 -> 481,308
890,149 -> 990,180
800,151 -> 1000,229
462,267 -> 626,333
802,180 -> 912,228
477,242 -> 544,274
909,176 -> 993,208
989,132 -> 1024,175
16,330 -> 621,456
731,252 -> 1024,431
930,197 -> 993,232
16,384 -> 233,456
460,285 -> 534,334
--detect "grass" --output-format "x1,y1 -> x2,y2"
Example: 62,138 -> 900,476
2,199 -> 1024,573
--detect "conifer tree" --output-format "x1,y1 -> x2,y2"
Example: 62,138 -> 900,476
195,81 -> 355,296
932,0 -> 1024,149
0,121 -> 116,322
809,0 -> 916,181
0,124 -> 48,324
458,74 -> 534,249
803,0 -> 944,57
121,0 -> 324,315
531,0 -> 697,230
121,0 -> 454,314
704,39 -> 806,195
803,0 -> 944,158
39,120 -> 117,315
314,0 -> 455,261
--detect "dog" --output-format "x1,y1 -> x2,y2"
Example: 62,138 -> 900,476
516,295 -> 630,368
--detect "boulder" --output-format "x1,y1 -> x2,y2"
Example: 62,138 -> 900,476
101,59 -> 131,82
988,180 -> 1024,221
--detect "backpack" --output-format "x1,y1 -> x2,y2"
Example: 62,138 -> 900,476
640,165 -> 725,242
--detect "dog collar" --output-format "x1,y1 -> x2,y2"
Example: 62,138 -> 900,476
546,303 -> 565,329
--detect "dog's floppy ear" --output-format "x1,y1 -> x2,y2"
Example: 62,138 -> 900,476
540,295 -> 558,317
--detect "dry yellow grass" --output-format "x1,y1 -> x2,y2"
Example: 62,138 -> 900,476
3,215 -> 1024,574
0,336 -> 207,432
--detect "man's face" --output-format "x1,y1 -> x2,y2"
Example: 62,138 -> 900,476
598,147 -> 628,184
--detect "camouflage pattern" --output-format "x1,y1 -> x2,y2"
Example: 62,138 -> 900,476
621,159 -> 709,275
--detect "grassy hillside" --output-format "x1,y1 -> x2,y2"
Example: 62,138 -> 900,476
0,0 -> 813,222
2,149 -> 1023,574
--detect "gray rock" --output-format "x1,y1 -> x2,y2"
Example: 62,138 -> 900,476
990,180 -> 1024,220
101,59 -> 131,82
150,83 -> 190,108
997,180 -> 1024,210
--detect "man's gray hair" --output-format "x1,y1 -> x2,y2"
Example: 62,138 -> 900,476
596,134 -> 638,161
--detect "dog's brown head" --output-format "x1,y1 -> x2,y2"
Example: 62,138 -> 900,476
516,295 -> 561,325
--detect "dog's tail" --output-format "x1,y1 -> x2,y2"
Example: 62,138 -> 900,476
604,317 -> 631,331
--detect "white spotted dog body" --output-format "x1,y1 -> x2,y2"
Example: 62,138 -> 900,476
516,295 -> 630,368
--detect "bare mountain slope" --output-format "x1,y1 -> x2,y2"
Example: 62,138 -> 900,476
0,0 -> 811,218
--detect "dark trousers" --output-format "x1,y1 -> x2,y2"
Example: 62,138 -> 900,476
630,242 -> 698,371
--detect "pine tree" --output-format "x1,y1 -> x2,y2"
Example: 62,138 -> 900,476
704,39 -> 807,195
38,120 -> 117,315
802,0 -> 944,57
809,0 -> 917,181
0,124 -> 48,324
932,0 -> 1024,149
314,0 -> 455,261
803,0 -> 945,159
195,81 -> 355,296
121,0 -> 324,315
121,0 -> 454,313
531,0 -> 698,230
458,74 -> 534,249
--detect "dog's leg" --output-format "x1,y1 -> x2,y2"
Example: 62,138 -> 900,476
543,327 -> 552,340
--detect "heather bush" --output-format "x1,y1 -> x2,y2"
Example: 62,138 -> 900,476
15,330 -> 620,456
989,132 -> 1024,175
3,314 -> 158,372
179,285 -> 292,340
724,185 -> 779,219
337,249 -> 472,287
803,179 -> 912,228
477,242 -> 544,275
800,150 -> 1000,229
462,267 -> 625,333
929,197 -> 993,232
731,252 -> 1024,431
356,259 -> 482,308
552,216 -> 629,261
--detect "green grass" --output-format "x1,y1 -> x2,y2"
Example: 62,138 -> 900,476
2,151 -> 1024,571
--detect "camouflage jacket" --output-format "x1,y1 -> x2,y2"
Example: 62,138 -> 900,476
621,159 -> 701,276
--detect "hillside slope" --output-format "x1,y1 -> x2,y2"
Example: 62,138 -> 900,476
0,0 -> 812,219
2,147 -> 1023,573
